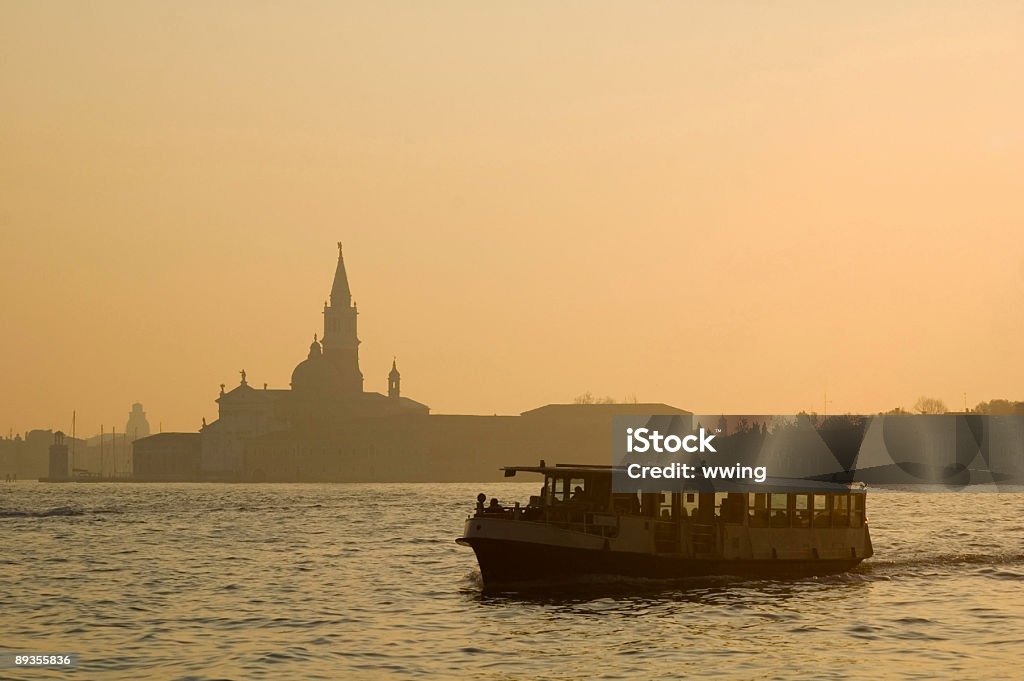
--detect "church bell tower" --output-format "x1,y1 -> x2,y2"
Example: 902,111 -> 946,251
388,359 -> 401,401
321,242 -> 364,394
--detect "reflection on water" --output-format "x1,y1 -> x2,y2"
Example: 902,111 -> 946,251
2,482 -> 1022,679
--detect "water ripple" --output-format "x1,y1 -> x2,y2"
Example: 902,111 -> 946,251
1,483 -> 1022,679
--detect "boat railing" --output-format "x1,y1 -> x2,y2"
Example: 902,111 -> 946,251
474,502 -> 621,537
653,520 -> 679,553
691,522 -> 716,557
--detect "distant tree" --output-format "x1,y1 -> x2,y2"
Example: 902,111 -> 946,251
913,396 -> 948,414
573,392 -> 618,405
795,411 -> 819,428
821,414 -> 867,429
883,406 -> 910,415
973,399 -> 1024,415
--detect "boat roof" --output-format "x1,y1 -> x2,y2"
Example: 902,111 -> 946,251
501,464 -> 867,493
502,464 -> 614,476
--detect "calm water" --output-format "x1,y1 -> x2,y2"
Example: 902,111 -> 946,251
2,482 -> 1023,680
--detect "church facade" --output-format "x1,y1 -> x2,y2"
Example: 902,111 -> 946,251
195,243 -> 427,480
134,244 -> 689,482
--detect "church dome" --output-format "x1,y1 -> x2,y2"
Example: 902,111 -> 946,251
308,336 -> 322,357
291,336 -> 332,392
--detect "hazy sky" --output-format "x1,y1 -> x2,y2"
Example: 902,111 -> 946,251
2,1 -> 1023,434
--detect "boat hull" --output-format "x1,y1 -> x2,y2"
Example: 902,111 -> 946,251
461,536 -> 864,587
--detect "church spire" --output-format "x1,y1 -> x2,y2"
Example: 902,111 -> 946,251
321,242 -> 363,394
330,242 -> 352,307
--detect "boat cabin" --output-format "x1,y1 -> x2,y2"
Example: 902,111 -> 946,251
473,464 -> 871,562
490,464 -> 865,530
461,463 -> 873,584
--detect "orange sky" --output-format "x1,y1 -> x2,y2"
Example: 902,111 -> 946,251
2,2 -> 1023,434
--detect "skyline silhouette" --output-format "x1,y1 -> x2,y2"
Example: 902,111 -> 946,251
4,238 -> 1021,445
2,2 -> 1023,432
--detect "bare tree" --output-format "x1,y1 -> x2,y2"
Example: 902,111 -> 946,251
913,396 -> 948,414
572,392 -> 620,405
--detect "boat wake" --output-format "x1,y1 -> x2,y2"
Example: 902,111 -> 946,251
0,506 -> 123,518
859,551 -> 1024,575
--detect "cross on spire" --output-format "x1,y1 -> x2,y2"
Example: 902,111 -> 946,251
331,242 -> 352,306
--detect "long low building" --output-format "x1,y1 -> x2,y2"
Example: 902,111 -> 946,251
244,403 -> 692,483
130,403 -> 692,483
132,433 -> 201,481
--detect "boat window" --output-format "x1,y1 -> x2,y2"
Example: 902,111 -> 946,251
748,493 -> 769,527
714,492 -> 728,518
659,493 -> 676,520
641,492 -> 661,517
812,494 -> 830,527
546,476 -> 570,503
852,494 -> 865,527
542,476 -> 555,505
718,493 -> 745,524
568,478 -> 588,502
770,493 -> 789,527
793,494 -> 811,528
833,494 -> 850,526
683,493 -> 698,518
561,477 -> 575,503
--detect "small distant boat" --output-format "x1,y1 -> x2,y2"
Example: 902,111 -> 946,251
457,464 -> 873,588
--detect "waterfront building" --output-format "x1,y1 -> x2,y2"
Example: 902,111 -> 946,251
133,433 -> 202,480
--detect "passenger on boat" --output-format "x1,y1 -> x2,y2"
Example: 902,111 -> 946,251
487,498 -> 503,513
721,494 -> 747,523
571,485 -> 587,501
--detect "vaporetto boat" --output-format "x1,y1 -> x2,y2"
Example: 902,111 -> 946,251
457,464 -> 872,588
